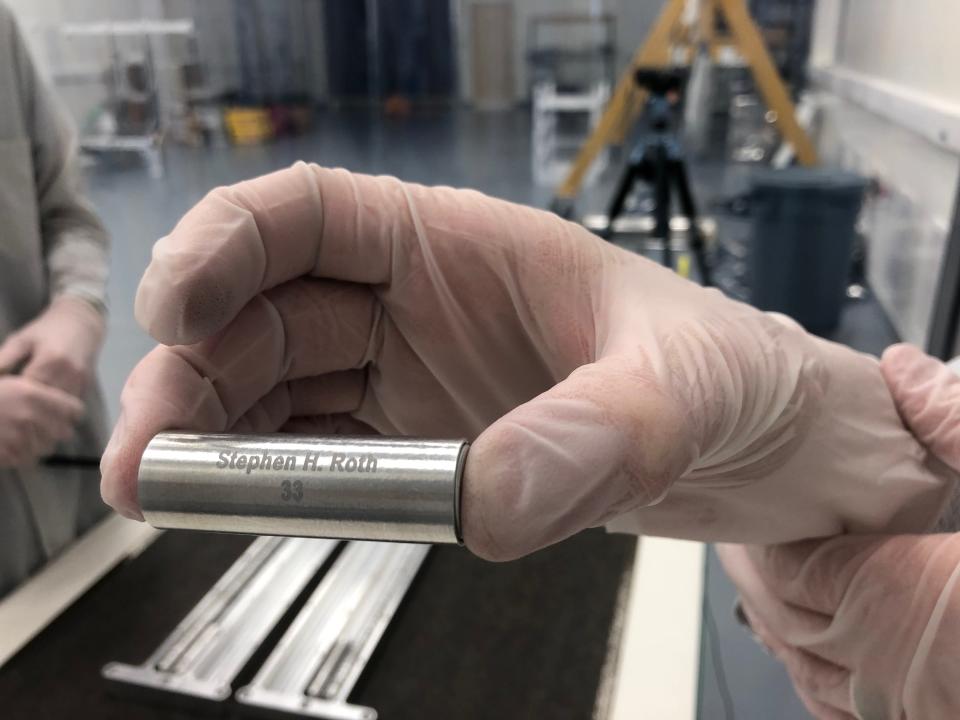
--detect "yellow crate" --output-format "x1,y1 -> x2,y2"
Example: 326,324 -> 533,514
223,107 -> 273,145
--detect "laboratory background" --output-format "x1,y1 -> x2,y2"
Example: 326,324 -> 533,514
1,1 -> 958,719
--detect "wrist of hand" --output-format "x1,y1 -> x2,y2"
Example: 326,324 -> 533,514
0,295 -> 108,398
51,293 -> 107,327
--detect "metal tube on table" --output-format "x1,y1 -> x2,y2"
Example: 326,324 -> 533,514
236,541 -> 429,719
138,432 -> 469,545
102,536 -> 339,702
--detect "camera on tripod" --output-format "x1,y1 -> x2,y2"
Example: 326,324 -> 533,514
596,65 -> 711,285
633,67 -> 687,97
633,67 -> 688,132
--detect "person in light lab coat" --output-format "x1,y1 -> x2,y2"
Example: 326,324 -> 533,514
0,2 -> 111,597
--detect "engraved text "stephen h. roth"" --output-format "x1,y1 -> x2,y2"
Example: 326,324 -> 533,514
217,450 -> 379,474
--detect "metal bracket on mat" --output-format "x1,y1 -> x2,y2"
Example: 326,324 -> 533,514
236,542 -> 430,719
102,536 -> 339,703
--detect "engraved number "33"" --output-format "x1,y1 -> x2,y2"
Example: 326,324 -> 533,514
280,480 -> 304,503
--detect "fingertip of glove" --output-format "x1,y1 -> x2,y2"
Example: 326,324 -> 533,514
460,464 -> 517,563
460,426 -> 544,563
879,343 -> 955,409
99,464 -> 143,522
115,505 -> 145,523
99,415 -> 145,523
134,272 -> 180,345
462,535 -> 522,563
880,343 -> 922,373
135,270 -> 232,346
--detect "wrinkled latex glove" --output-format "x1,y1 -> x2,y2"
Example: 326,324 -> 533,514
0,375 -> 84,466
100,164 -> 955,559
718,534 -> 960,720
718,344 -> 960,719
0,295 -> 106,398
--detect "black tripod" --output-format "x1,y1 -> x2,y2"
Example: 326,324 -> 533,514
602,69 -> 711,286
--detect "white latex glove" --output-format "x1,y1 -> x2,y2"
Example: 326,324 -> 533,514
0,375 -> 84,466
720,533 -> 960,720
718,344 -> 960,719
100,164 -> 955,560
0,295 -> 106,398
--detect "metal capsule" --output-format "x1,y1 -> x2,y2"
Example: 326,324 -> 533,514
138,432 -> 468,545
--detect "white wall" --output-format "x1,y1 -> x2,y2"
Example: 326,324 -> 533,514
835,1 -> 960,105
810,0 -> 960,347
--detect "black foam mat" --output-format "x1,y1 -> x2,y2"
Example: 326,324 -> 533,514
0,528 -> 634,720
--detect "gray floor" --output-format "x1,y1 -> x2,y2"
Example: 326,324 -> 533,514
83,106 -> 895,720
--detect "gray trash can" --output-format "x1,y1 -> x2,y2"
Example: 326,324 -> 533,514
748,168 -> 867,334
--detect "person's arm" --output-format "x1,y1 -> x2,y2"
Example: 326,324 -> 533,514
8,4 -> 108,311
0,7 -> 108,402
718,344 -> 960,720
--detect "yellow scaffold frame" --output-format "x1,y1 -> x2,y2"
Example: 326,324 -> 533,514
553,0 -> 817,206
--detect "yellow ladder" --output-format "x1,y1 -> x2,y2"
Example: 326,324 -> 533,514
553,0 -> 817,208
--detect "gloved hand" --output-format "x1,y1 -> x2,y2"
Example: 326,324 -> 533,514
0,295 -> 106,398
99,164 -> 955,560
718,344 -> 960,719
719,533 -> 960,720
0,375 -> 84,466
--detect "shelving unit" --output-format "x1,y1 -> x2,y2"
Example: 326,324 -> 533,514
56,19 -> 205,178
532,80 -> 610,186
528,14 -> 615,187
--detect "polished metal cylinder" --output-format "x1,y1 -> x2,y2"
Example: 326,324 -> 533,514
138,432 -> 468,544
